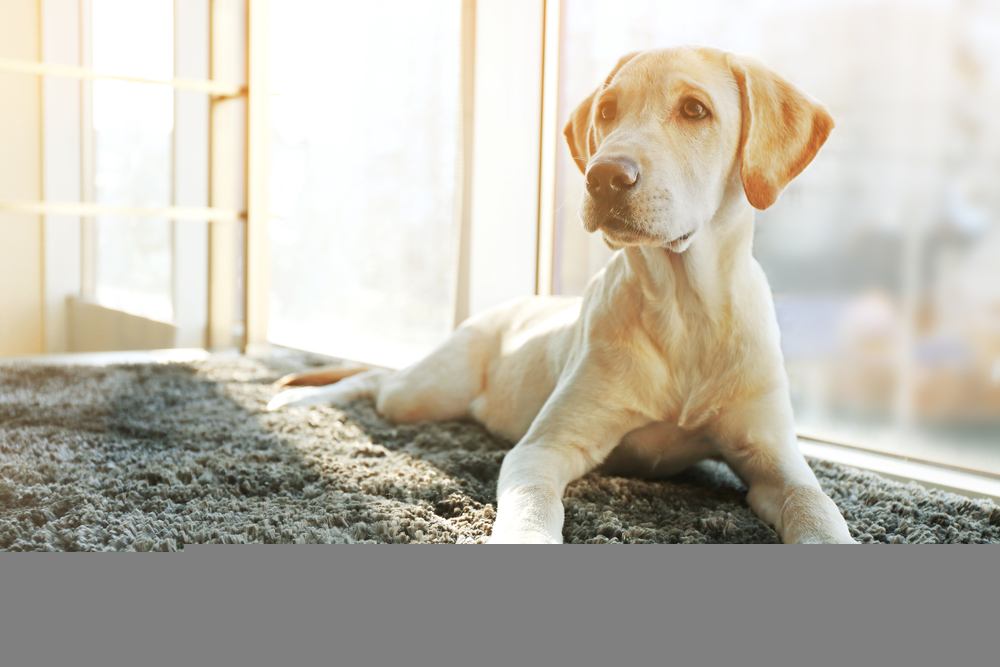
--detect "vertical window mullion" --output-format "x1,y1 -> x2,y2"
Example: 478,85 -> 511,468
206,0 -> 245,350
172,0 -> 211,348
41,0 -> 85,352
534,0 -> 562,297
79,0 -> 96,300
241,0 -> 269,352
452,0 -> 476,328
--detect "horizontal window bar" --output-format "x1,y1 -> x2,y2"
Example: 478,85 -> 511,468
0,200 -> 245,222
0,57 -> 245,97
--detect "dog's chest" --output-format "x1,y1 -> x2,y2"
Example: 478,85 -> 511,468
638,317 -> 748,431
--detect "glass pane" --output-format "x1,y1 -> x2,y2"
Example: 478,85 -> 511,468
554,0 -> 1000,474
91,0 -> 174,322
267,0 -> 462,368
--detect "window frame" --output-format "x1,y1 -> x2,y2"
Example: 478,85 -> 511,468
2,0 -> 249,352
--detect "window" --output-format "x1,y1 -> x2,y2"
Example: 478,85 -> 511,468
90,0 -> 175,322
1,0 -> 236,353
267,0 -> 463,369
553,0 -> 1000,474
6,0 -> 994,481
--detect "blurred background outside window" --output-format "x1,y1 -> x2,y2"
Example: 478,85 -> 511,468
267,0 -> 462,369
553,0 -> 1000,474
91,0 -> 175,322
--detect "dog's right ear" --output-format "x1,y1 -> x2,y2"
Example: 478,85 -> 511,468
728,54 -> 834,210
563,52 -> 640,175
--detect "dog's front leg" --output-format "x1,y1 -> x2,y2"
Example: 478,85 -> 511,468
488,380 -> 645,544
715,392 -> 856,544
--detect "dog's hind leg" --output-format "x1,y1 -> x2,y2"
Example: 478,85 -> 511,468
372,326 -> 492,423
274,364 -> 371,388
266,368 -> 389,411
267,324 -> 494,422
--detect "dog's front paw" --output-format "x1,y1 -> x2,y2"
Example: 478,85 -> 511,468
795,533 -> 859,544
486,526 -> 562,544
788,524 -> 858,544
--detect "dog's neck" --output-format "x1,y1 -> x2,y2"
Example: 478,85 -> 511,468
623,196 -> 756,321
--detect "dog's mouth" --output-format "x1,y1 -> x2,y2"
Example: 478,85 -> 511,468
588,207 -> 631,232
588,209 -> 694,250
663,230 -> 695,252
594,209 -> 653,239
602,214 -> 635,233
600,222 -> 654,247
598,219 -> 695,251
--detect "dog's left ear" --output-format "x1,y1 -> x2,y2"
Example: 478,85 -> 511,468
728,54 -> 834,210
563,88 -> 598,175
563,52 -> 640,174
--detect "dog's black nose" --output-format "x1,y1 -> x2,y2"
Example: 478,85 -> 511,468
586,157 -> 639,200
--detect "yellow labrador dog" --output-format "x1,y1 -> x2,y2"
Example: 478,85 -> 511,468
269,47 -> 855,544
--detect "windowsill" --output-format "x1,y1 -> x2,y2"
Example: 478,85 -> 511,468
799,437 -> 1000,501
6,348 -> 216,365
795,419 -> 1000,480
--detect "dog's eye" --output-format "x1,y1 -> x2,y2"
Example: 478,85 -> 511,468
680,98 -> 708,120
598,100 -> 617,121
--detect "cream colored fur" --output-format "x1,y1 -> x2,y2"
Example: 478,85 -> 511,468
268,47 -> 854,544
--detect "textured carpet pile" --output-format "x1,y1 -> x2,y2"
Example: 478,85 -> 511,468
0,357 -> 997,549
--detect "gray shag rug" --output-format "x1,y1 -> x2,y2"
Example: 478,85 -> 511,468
1,357 -> 997,549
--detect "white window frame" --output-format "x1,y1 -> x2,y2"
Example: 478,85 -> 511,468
41,0 -> 83,354
463,0 -> 546,316
172,0 -> 211,348
4,0 -> 250,354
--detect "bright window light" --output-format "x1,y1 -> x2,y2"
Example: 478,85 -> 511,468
91,0 -> 174,323
267,0 -> 462,368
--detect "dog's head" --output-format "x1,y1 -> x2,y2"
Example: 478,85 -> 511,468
564,47 -> 833,252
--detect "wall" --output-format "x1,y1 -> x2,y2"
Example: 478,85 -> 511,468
0,0 -> 44,356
